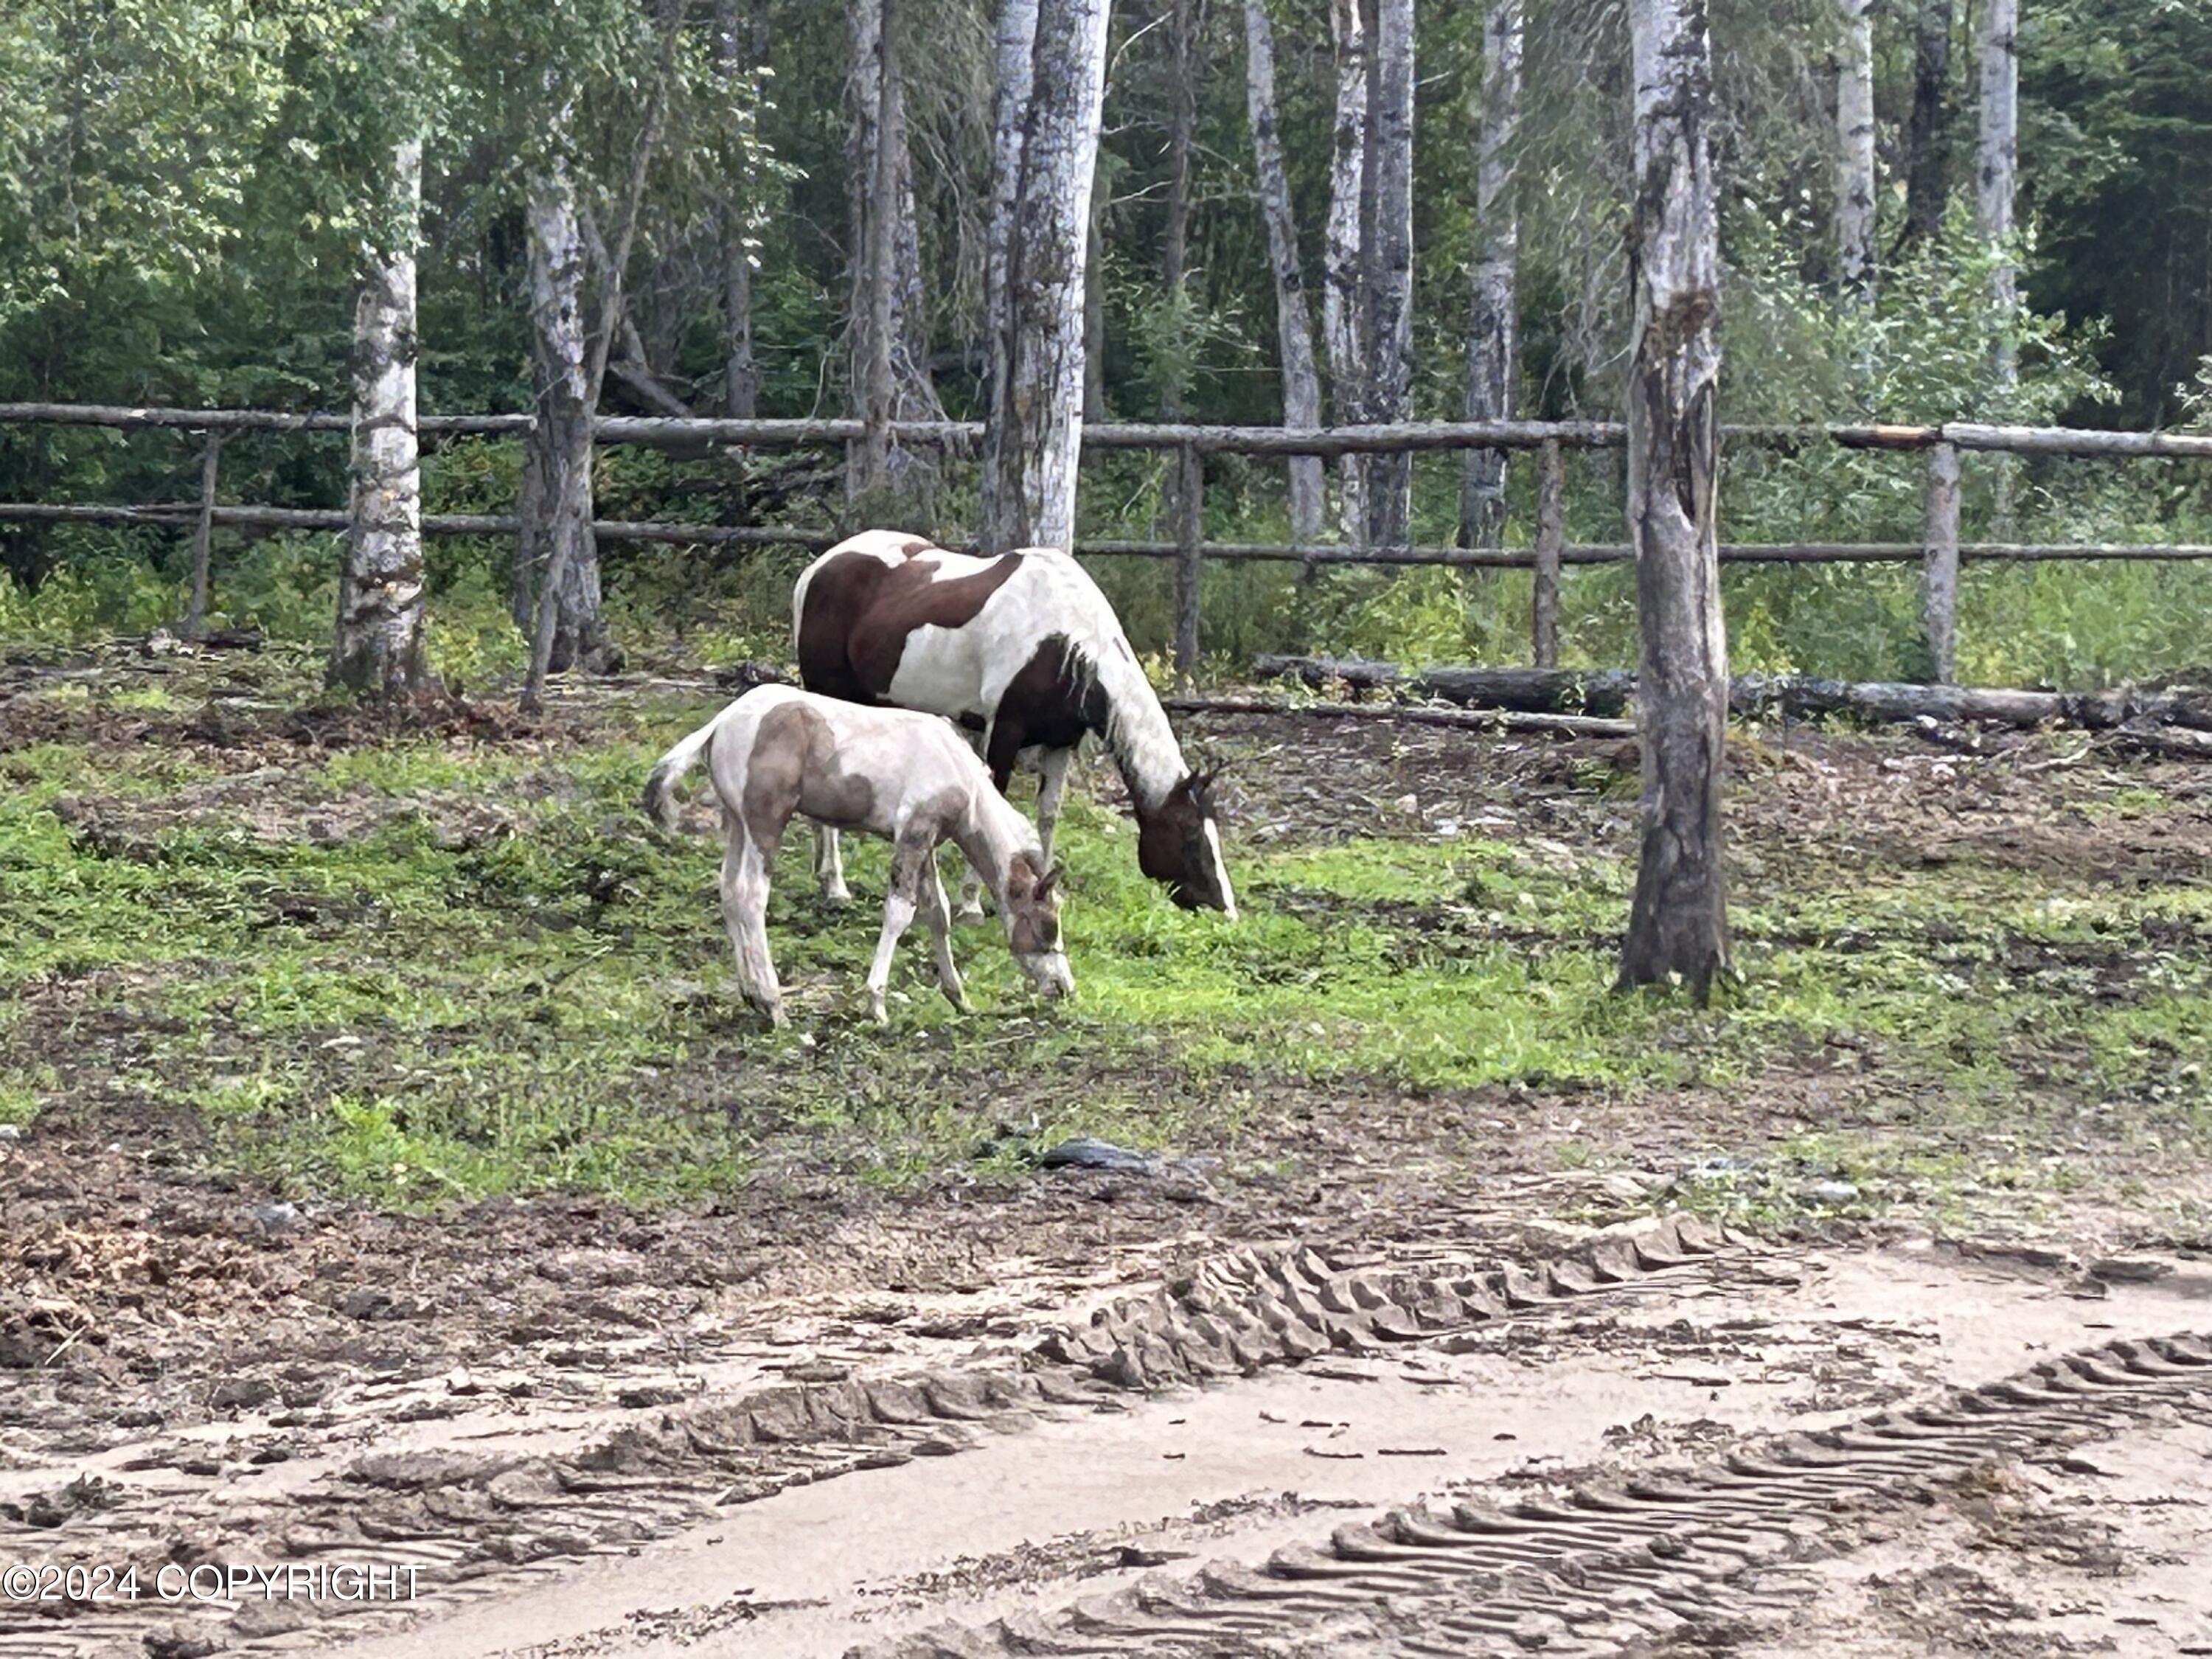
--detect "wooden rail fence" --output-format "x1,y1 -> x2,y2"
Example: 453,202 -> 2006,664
3,403 -> 2208,682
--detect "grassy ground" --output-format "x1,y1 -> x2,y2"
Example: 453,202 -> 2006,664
2,642 -> 2209,1242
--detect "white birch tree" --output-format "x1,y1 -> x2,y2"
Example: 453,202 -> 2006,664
1460,0 -> 1523,549
1835,0 -> 1877,293
1242,0 -> 1325,544
1364,0 -> 1416,552
1323,0 -> 1368,543
978,0 -> 1113,554
1977,0 -> 2019,390
1618,0 -> 1731,997
331,135 -> 430,695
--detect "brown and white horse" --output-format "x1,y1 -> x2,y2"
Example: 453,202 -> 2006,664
793,529 -> 1235,918
645,684 -> 1074,1026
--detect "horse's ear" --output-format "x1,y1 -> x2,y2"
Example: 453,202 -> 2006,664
1037,865 -> 1060,900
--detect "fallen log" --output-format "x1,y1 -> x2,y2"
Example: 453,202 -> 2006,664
1251,654 -> 1636,717
1251,655 -> 2212,738
1163,695 -> 1635,741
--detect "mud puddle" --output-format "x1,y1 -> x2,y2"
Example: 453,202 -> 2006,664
288,1240 -> 2212,1659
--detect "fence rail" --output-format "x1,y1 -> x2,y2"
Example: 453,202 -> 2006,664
3,403 -> 2209,680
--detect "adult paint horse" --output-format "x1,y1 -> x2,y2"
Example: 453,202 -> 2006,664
644,684 -> 1074,1026
793,529 -> 1235,918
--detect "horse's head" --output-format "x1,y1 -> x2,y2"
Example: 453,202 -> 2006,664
1136,769 -> 1237,918
1001,853 -> 1074,1001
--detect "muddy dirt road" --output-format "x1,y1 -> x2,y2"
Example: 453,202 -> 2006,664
5,1195 -> 2209,1659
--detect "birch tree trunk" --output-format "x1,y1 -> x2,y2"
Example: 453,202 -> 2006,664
1903,0 -> 1952,248
1835,0 -> 1877,293
717,0 -> 762,419
1976,0 -> 2018,392
1324,0 -> 1368,544
978,0 -> 1113,555
850,0 -> 900,501
1619,0 -> 1731,998
1242,0 -> 1325,544
331,136 -> 430,695
1083,184 -> 1107,422
1156,0 -> 1197,529
982,0 -> 1040,446
1459,0 -> 1522,550
1364,0 -> 1416,552
515,161 -> 608,676
848,0 -> 939,508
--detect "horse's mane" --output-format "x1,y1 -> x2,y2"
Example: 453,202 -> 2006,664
1032,554 -> 1188,809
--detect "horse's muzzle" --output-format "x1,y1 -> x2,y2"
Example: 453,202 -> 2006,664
1019,950 -> 1075,1001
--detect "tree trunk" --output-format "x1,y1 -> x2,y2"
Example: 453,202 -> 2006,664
1156,0 -> 1197,529
1242,0 -> 1325,544
331,136 -> 430,696
1459,0 -> 1522,550
515,161 -> 608,676
717,0 -> 762,419
1324,0 -> 1368,544
847,0 -> 939,509
983,0 -> 1040,437
1902,0 -> 1951,248
1619,0 -> 1730,998
978,0 -> 1113,554
1083,181 -> 1107,422
1363,0 -> 1415,552
1835,0 -> 1876,293
1976,0 -> 2018,392
850,0 -> 900,501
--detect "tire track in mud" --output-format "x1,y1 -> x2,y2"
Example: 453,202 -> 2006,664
0,1217 -> 1744,1658
862,1331 -> 2212,1659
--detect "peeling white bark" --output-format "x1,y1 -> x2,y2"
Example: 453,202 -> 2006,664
332,136 -> 429,695
1324,0 -> 1367,543
515,159 -> 608,676
979,0 -> 1112,554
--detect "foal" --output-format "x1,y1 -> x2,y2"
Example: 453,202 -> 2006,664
645,686 -> 1074,1026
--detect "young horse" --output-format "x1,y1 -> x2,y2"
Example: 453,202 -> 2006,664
792,529 -> 1234,919
644,685 -> 1073,1026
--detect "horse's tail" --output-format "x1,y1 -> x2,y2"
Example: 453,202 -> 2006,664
643,714 -> 723,831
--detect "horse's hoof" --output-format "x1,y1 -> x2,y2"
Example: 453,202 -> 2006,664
820,889 -> 852,911
953,905 -> 987,926
869,1001 -> 890,1026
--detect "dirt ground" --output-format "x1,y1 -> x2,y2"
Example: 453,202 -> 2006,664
3,650 -> 2211,1658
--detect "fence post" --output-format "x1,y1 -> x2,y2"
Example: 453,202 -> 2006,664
1920,439 -> 1961,684
1172,442 -> 1204,686
1531,438 -> 1564,669
182,432 -> 225,640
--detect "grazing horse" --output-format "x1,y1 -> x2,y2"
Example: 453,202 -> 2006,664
793,529 -> 1235,919
644,684 -> 1074,1026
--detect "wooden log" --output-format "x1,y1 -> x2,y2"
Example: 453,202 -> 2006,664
1920,439 -> 1961,683
1164,694 -> 1635,740
1251,654 -> 1635,716
1251,653 -> 2212,738
1532,437 -> 1564,669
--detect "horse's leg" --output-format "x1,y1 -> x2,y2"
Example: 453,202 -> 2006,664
865,835 -> 929,1025
813,824 -> 851,908
953,724 -> 995,925
919,858 -> 968,1013
720,814 -> 785,1027
1035,746 -> 1073,867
